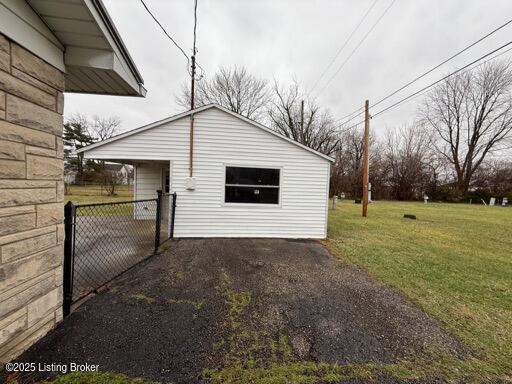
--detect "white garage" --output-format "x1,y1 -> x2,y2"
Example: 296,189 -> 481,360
78,104 -> 333,238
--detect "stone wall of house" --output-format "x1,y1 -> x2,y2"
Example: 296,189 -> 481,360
0,32 -> 65,364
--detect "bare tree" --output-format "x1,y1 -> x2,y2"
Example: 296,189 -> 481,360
383,124 -> 431,200
330,126 -> 380,198
472,159 -> 512,197
90,115 -> 121,141
420,60 -> 512,199
176,65 -> 270,121
268,80 -> 341,156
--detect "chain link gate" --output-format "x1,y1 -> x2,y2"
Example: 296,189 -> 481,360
63,191 -> 177,316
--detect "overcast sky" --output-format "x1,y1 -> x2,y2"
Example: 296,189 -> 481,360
64,0 -> 512,137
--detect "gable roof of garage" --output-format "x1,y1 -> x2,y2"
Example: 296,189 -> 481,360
77,104 -> 335,162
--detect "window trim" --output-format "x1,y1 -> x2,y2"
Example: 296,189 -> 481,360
221,164 -> 283,208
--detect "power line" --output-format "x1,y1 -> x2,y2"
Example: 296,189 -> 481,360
339,41 -> 512,131
310,0 -> 380,94
316,0 -> 396,96
373,45 -> 512,119
335,17 -> 512,125
371,41 -> 512,118
140,0 -> 190,62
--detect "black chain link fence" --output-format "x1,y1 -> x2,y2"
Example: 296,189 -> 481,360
63,192 -> 177,315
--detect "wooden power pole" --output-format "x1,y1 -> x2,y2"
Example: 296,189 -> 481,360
300,100 -> 304,131
362,99 -> 370,217
188,54 -> 196,177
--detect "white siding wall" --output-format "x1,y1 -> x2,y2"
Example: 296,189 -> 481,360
85,108 -> 330,238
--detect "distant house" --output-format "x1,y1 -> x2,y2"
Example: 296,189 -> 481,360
103,163 -> 133,185
78,104 -> 334,239
0,0 -> 144,364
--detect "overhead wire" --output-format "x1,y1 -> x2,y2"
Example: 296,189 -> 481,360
334,17 -> 512,125
337,41 -> 512,131
310,0 -> 380,94
316,0 -> 396,97
140,0 -> 205,79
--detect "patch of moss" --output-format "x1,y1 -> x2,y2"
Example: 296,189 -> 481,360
129,294 -> 155,305
49,372 -> 156,384
157,242 -> 171,253
167,298 -> 203,310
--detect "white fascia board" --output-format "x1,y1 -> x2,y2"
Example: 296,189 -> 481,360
112,53 -> 146,96
0,0 -> 65,71
77,104 -> 335,163
83,0 -> 144,92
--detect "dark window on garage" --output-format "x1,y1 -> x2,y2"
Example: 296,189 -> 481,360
225,166 -> 280,204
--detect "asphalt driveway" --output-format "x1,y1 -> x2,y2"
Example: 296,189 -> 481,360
7,238 -> 466,383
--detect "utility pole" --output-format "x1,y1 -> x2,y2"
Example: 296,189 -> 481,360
188,53 -> 196,177
300,100 -> 304,131
362,99 -> 370,217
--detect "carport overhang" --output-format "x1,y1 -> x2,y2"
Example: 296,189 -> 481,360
0,0 -> 146,96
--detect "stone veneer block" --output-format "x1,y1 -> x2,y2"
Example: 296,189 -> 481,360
1,231 -> 57,263
0,188 -> 56,208
55,137 -> 64,159
0,35 -> 9,73
56,224 -> 64,244
0,270 -> 56,316
11,44 -> 64,91
0,140 -> 25,161
0,121 -> 56,149
26,155 -> 63,180
6,95 -> 63,136
56,181 -> 64,202
0,308 -> 26,346
11,68 -> 57,96
0,313 -> 54,363
0,71 -> 56,111
0,159 -> 25,179
0,180 -> 55,189
27,288 -> 60,328
36,203 -> 63,227
0,226 -> 56,246
25,145 -> 57,158
56,92 -> 64,114
0,91 -> 5,110
0,245 -> 61,291
0,213 -> 35,236
0,205 -> 35,218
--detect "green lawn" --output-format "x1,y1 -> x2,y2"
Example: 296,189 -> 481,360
64,195 -> 133,205
65,185 -> 134,205
328,200 -> 512,381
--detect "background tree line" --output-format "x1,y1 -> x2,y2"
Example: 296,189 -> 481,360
177,62 -> 512,202
63,114 -> 130,195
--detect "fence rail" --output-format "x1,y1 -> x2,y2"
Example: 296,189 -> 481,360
63,191 -> 177,316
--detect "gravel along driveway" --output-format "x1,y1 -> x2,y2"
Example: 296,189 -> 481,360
8,238 -> 467,383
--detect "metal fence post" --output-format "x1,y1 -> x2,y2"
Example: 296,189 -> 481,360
170,192 -> 177,239
155,190 -> 162,252
63,201 -> 75,317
